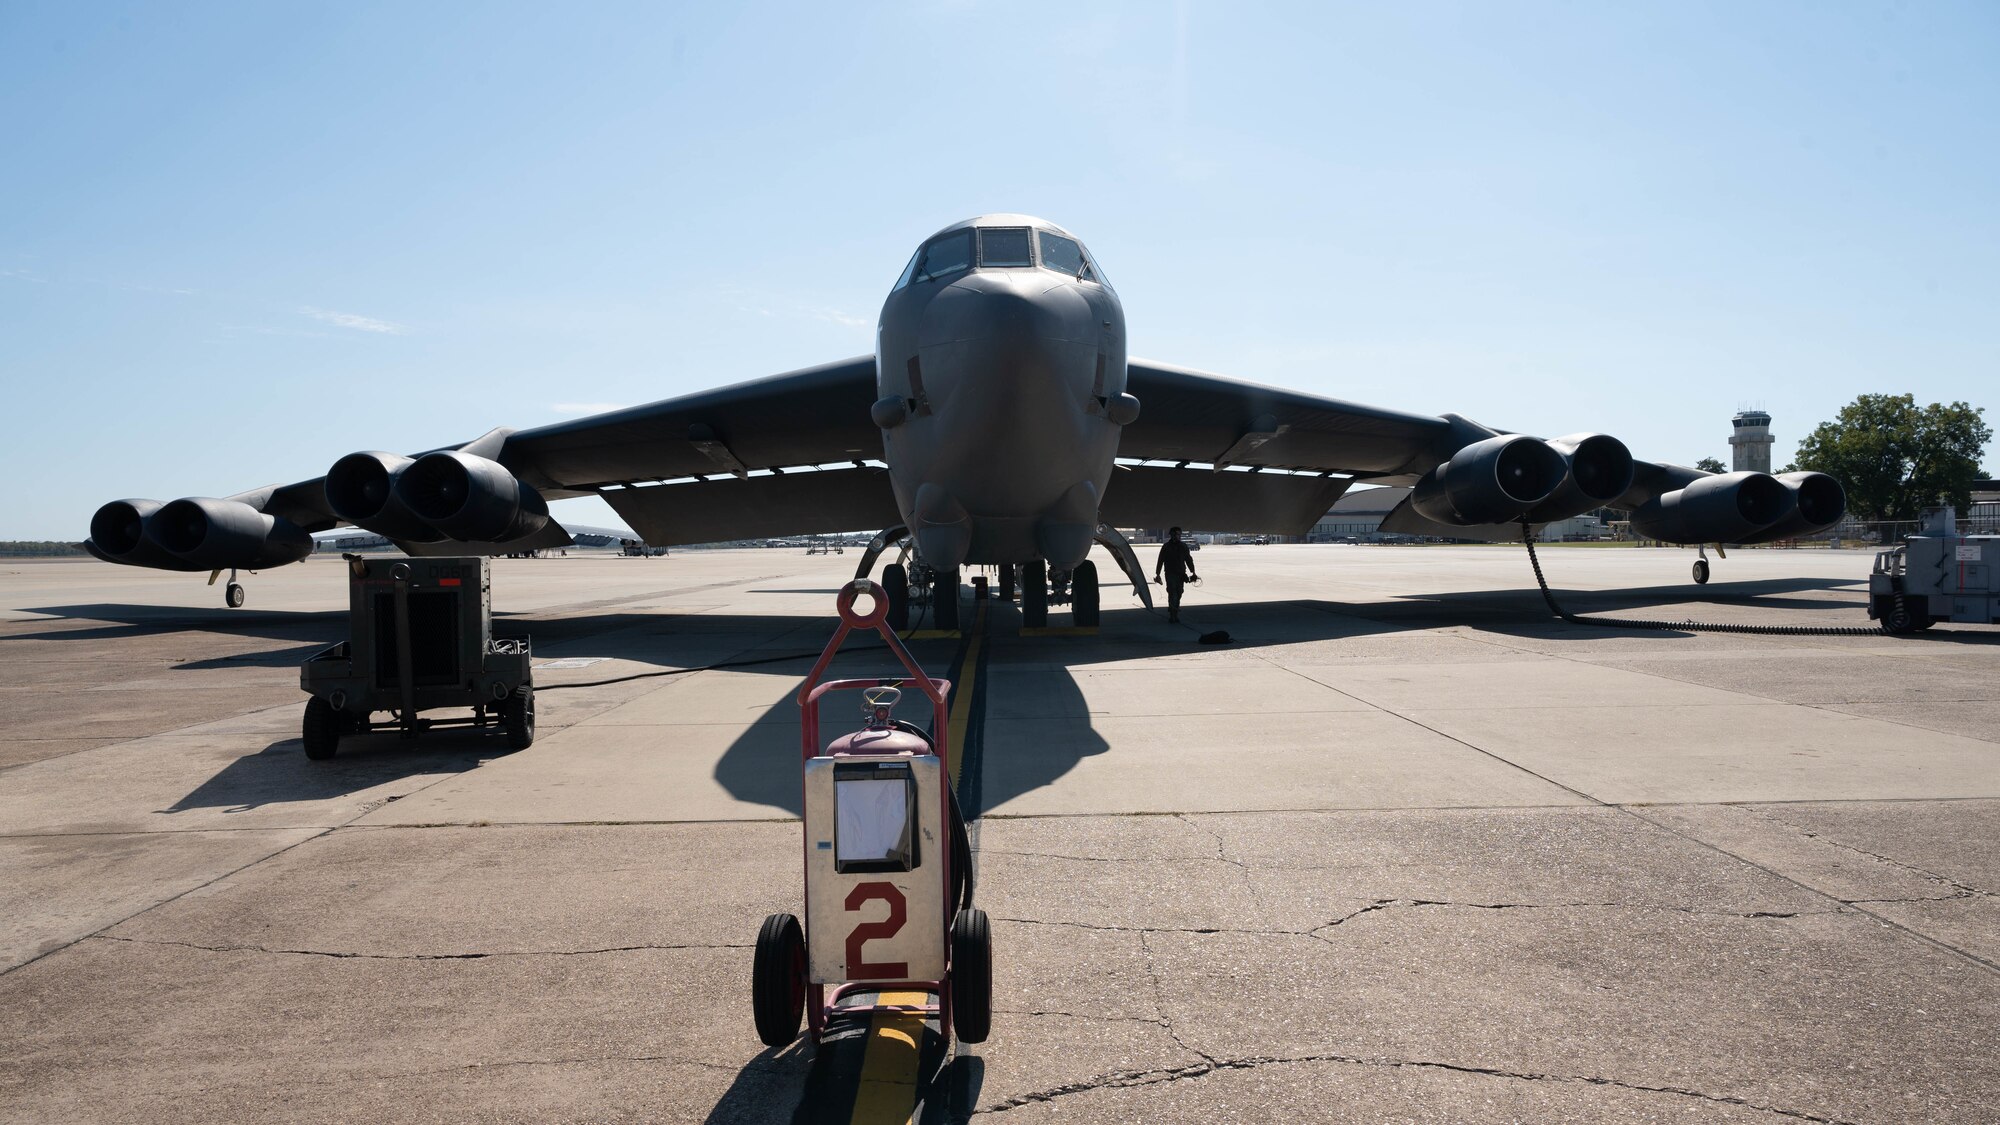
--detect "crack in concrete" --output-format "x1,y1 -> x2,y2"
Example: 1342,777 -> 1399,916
1135,930 -> 1218,1069
1750,808 -> 1997,900
992,1007 -> 1168,1028
975,1049 -> 1860,1123
95,934 -> 749,961
995,899 -> 1837,945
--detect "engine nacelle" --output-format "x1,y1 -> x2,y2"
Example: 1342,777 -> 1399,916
394,451 -> 550,542
147,497 -> 314,570
1734,472 -> 1847,545
1629,471 -> 1795,544
1524,433 -> 1635,523
1411,434 -> 1569,526
87,499 -> 204,570
325,451 -> 446,542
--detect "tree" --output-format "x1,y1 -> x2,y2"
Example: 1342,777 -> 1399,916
1694,456 -> 1726,474
1787,394 -> 1992,522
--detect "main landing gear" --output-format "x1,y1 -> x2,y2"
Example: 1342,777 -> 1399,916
878,559 -> 960,631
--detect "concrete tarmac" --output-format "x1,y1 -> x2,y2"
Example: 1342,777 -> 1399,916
1,545 -> 1996,1123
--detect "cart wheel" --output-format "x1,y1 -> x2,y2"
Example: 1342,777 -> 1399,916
753,913 -> 807,1046
883,563 -> 910,632
225,582 -> 246,609
1071,560 -> 1100,627
1691,558 -> 1709,585
302,697 -> 340,761
500,685 -> 535,750
1022,561 -> 1048,628
950,908 -> 991,1043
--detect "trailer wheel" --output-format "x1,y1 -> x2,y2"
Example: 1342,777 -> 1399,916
950,908 -> 992,1043
1877,596 -> 1933,635
1071,560 -> 1100,627
883,564 -> 910,631
501,685 -> 536,750
302,697 -> 340,761
1691,559 -> 1709,585
1022,561 -> 1048,628
752,913 -> 806,1046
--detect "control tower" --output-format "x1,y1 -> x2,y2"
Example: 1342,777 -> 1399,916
1730,410 -> 1773,474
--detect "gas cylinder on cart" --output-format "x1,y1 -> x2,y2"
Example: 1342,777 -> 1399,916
803,690 -> 948,989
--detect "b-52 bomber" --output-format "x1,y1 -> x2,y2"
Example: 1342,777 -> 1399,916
86,214 -> 1846,625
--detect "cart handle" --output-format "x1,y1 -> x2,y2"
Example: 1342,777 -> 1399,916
795,581 -> 947,709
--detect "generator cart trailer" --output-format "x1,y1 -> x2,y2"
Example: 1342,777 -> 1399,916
750,580 -> 989,1048
298,555 -> 534,759
1870,507 -> 2000,633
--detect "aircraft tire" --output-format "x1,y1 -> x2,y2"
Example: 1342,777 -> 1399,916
950,908 -> 992,1043
302,697 -> 340,761
997,563 -> 1015,601
225,582 -> 246,608
1692,559 -> 1710,585
752,913 -> 807,1047
934,569 -> 960,631
1071,561 -> 1100,627
1022,561 -> 1048,628
501,685 -> 536,750
883,564 -> 909,631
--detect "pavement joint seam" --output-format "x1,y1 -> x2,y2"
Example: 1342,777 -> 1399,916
1620,806 -> 2000,976
1744,806 -> 1998,900
1241,642 -> 1612,808
974,1048 -> 1863,1123
91,934 -> 751,960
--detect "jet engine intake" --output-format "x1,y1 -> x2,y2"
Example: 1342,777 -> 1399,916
1629,471 -> 1795,544
1411,434 -> 1569,526
325,451 -> 446,542
394,451 -> 550,542
1524,433 -> 1635,523
1735,472 -> 1847,545
87,499 -> 203,570
147,497 -> 313,570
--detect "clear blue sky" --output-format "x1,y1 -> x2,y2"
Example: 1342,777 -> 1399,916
3,1 -> 1994,538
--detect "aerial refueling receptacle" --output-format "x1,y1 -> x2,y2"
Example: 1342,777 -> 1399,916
750,580 -> 990,1049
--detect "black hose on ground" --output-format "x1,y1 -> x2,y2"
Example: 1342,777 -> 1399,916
1518,524 -> 1895,637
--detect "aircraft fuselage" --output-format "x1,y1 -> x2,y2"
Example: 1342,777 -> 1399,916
873,215 -> 1130,571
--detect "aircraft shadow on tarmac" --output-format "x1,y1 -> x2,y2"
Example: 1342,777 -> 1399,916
40,574 -> 1984,818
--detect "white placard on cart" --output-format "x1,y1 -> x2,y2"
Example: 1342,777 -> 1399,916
1958,545 -> 1983,562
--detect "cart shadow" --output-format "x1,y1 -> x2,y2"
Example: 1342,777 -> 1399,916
163,730 -> 514,813
701,1017 -> 981,1124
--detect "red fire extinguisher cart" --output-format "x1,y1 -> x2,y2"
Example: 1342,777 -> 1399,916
752,580 -> 990,1047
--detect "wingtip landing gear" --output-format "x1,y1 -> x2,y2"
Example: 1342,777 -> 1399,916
1692,544 -> 1724,585
211,568 -> 246,607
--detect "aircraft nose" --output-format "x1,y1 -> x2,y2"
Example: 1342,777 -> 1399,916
920,273 -> 1096,347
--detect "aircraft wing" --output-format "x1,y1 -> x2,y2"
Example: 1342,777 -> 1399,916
1103,359 -> 1457,534
87,356 -> 894,569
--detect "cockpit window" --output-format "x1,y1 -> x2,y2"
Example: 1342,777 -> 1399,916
1037,231 -> 1089,279
905,229 -> 973,285
1038,230 -> 1108,286
977,227 -> 1033,267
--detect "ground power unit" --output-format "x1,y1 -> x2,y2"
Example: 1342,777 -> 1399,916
298,555 -> 534,759
1870,508 -> 2000,633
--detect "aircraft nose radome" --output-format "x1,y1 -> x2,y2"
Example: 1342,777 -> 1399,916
920,274 -> 1097,348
